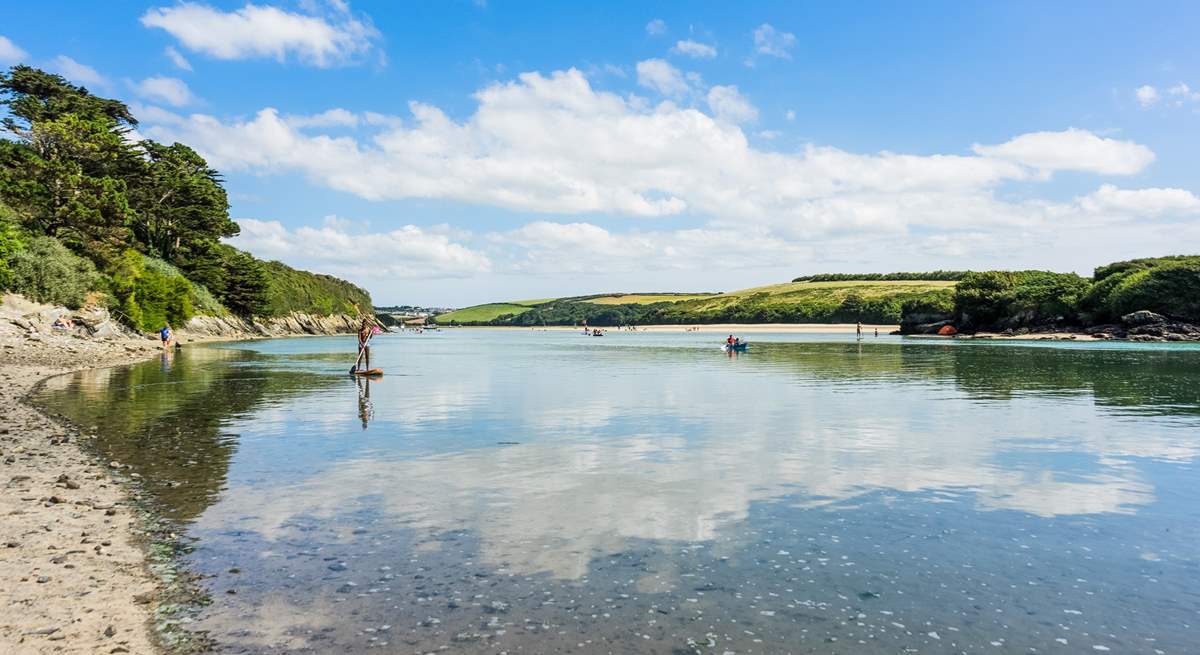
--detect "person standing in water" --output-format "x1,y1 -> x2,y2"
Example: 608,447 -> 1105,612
160,323 -> 173,350
357,319 -> 372,371
856,322 -> 862,338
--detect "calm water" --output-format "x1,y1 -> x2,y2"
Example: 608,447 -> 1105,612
36,331 -> 1200,654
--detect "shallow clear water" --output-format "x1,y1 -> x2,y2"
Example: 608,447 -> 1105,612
36,331 -> 1200,654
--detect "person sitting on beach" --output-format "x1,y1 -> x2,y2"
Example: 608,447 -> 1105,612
52,315 -> 73,330
160,323 -> 172,350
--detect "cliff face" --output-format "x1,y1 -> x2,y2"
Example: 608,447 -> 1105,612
184,312 -> 364,338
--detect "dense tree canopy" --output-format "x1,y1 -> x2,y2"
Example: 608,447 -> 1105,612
0,65 -> 370,325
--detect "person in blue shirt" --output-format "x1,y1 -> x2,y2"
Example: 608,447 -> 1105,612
160,323 -> 173,350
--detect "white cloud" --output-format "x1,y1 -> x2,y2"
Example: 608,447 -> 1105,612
134,76 -> 196,107
785,109 -> 795,121
706,85 -> 757,123
50,55 -> 106,87
284,108 -> 360,128
227,217 -> 491,279
496,222 -> 810,273
753,23 -> 796,59
140,2 -> 380,67
1077,184 -> 1200,217
129,102 -> 185,125
971,128 -> 1155,176
1135,85 -> 1159,108
141,67 -> 1193,271
165,46 -> 192,71
635,58 -> 691,97
0,35 -> 28,64
1166,82 -> 1200,104
645,19 -> 667,36
671,39 -> 717,59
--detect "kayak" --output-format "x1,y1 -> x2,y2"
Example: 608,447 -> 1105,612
722,342 -> 749,351
353,368 -> 384,376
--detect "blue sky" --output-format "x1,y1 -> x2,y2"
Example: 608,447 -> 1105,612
3,1 -> 1198,305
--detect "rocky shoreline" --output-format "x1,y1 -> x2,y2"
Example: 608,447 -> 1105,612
0,294 -> 364,654
906,310 -> 1200,342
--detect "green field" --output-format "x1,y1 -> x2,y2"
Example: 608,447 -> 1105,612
434,303 -> 536,323
678,280 -> 956,310
583,293 -> 716,305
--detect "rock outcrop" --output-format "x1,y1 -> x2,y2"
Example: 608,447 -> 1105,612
184,312 -> 365,338
3,293 -> 368,347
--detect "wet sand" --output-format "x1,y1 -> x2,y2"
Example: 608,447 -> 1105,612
0,338 -> 165,654
0,303 -> 273,654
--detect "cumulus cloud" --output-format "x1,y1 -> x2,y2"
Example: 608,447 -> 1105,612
134,76 -> 196,107
227,217 -> 491,279
139,67 -> 1195,275
753,23 -> 796,59
706,85 -> 757,123
496,222 -> 810,273
1077,184 -> 1200,217
50,55 -> 106,87
165,46 -> 192,71
635,58 -> 691,97
1136,85 -> 1159,108
645,19 -> 667,36
671,39 -> 717,59
0,35 -> 28,64
140,2 -> 380,67
284,108 -> 360,128
971,128 -> 1155,176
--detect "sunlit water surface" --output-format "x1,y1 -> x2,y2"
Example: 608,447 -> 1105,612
36,331 -> 1200,654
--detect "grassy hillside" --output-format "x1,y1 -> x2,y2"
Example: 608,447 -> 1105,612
584,293 -> 716,305
435,280 -> 954,326
435,303 -> 539,324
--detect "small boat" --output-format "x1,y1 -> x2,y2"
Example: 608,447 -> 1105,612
352,368 -> 384,376
722,342 -> 749,351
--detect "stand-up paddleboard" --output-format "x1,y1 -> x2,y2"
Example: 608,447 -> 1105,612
353,368 -> 384,376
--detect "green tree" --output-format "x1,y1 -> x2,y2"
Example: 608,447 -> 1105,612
0,68 -> 138,265
129,141 -> 237,263
221,247 -> 270,316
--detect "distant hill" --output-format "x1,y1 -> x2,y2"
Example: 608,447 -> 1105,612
434,281 -> 953,326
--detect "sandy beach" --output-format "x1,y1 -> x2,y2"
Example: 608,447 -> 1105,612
460,323 -> 900,333
0,297 -> 267,654
1,343 -> 164,653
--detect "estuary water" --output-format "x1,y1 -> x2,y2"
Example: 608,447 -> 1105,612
36,330 -> 1200,654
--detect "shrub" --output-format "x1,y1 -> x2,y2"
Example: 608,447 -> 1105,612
142,255 -> 224,316
108,250 -> 194,331
1103,260 -> 1200,322
955,270 -> 1090,329
1082,256 -> 1200,323
6,235 -> 100,308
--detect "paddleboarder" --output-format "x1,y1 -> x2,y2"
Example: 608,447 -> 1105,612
357,318 -> 372,372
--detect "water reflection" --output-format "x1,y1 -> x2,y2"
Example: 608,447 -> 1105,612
355,376 -> 374,429
34,334 -> 1200,654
